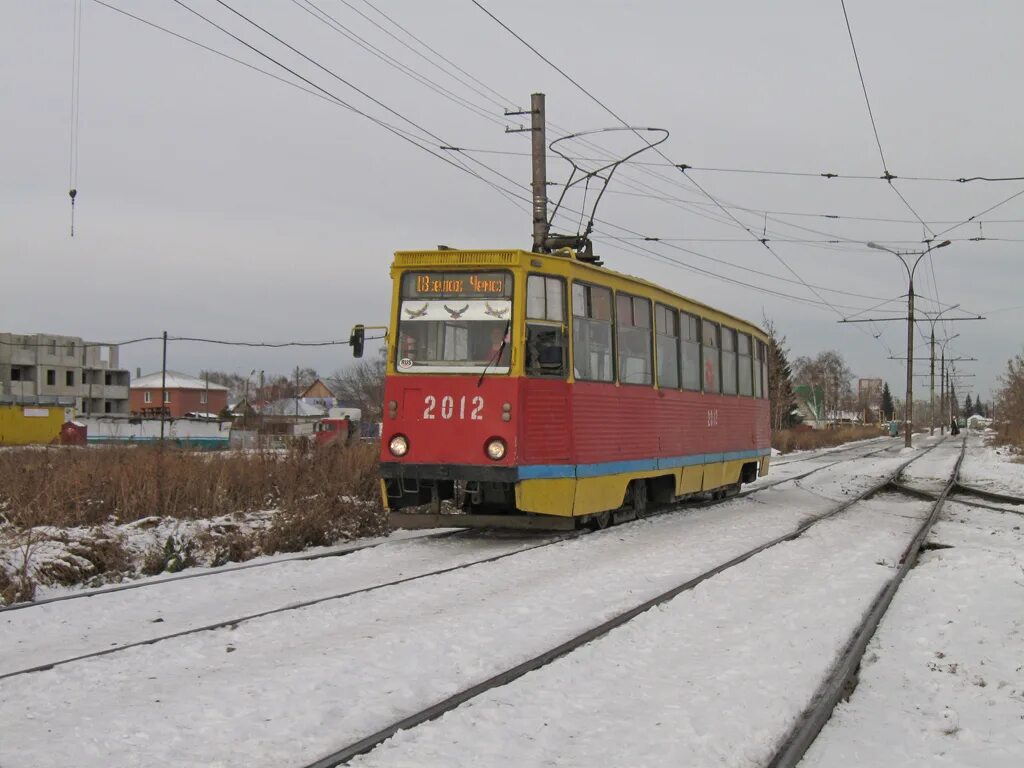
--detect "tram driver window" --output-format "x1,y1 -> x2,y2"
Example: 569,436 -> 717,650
526,275 -> 567,377
572,283 -> 614,382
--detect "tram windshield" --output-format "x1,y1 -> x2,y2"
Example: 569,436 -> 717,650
395,271 -> 513,373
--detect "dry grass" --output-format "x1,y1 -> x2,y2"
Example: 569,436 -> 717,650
0,442 -> 386,602
772,425 -> 885,454
0,442 -> 383,529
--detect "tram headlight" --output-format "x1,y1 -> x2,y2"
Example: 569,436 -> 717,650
388,434 -> 409,457
485,438 -> 507,461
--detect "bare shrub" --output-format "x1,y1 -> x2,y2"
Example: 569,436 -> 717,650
262,443 -> 386,554
0,441 -> 382,529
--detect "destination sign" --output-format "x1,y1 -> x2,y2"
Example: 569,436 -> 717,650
402,271 -> 512,298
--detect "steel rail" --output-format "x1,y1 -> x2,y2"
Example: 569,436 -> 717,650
772,437 -> 891,466
0,531 -> 580,682
951,481 -> 1024,507
2,440 -> 898,613
765,437 -> 966,768
0,528 -> 466,614
300,441 -> 944,768
0,439 -> 912,681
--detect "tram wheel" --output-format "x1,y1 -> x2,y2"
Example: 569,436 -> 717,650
588,510 -> 612,530
630,480 -> 649,519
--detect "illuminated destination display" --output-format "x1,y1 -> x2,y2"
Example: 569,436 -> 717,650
402,271 -> 512,298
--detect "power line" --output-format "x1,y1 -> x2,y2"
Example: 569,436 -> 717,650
839,0 -> 888,174
0,336 -> 163,348
169,336 -> 352,347
933,184 -> 1024,238
443,149 -> 1024,183
97,0 -> 532,214
353,0 -> 516,112
288,0 -> 515,130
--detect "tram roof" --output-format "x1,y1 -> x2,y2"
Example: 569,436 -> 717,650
392,248 -> 767,338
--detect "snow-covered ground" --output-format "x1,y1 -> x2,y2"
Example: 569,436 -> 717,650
959,431 -> 1024,496
349,493 -> 935,768
0,436 -> 1019,767
801,502 -> 1024,767
899,435 -> 965,494
0,531 -> 551,676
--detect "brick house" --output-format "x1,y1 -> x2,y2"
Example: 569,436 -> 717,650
129,371 -> 229,418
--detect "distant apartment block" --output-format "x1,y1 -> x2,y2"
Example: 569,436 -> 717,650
0,332 -> 131,414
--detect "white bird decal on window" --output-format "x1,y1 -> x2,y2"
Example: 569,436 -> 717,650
404,303 -> 429,318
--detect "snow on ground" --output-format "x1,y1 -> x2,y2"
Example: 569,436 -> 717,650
0,531 -> 548,676
800,500 -> 1024,768
0,450 -> 924,768
348,493 -> 934,768
959,432 -> 1024,496
28,526 -> 439,602
748,438 -> 904,489
771,436 -> 891,465
899,436 -> 965,494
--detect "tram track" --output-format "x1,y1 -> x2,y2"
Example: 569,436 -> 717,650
771,436 -> 891,467
299,440 -> 950,768
3,437 -> 897,615
0,531 -> 579,681
0,528 -> 464,614
0,439 -> 958,768
765,437 -> 966,768
0,438 -> 920,683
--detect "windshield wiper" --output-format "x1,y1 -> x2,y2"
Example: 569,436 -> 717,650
477,319 -> 511,387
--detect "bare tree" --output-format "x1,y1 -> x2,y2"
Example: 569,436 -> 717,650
328,351 -> 386,423
793,350 -> 854,424
995,350 -> 1024,446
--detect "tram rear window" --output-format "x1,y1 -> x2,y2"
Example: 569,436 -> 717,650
401,271 -> 512,298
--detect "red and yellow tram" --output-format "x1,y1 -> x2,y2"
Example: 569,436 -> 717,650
368,247 -> 770,529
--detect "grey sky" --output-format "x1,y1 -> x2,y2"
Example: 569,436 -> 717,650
2,0 -> 1022,401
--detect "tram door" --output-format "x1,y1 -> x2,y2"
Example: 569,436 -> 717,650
522,275 -> 571,462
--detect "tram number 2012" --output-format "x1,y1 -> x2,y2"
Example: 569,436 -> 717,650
707,409 -> 719,427
423,395 -> 484,421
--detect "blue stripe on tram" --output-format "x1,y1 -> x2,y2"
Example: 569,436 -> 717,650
517,447 -> 770,481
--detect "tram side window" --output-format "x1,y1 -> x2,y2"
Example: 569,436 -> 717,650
702,320 -> 720,393
738,332 -> 753,396
572,283 -> 614,382
655,304 -> 680,389
721,327 -> 738,395
526,275 -> 567,377
752,337 -> 763,398
680,311 -> 701,391
759,340 -> 769,399
616,293 -> 653,385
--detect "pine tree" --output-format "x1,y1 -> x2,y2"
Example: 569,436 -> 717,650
880,382 -> 895,421
964,394 -> 973,418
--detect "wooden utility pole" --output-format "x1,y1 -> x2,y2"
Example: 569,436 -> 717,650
530,93 -> 548,253
506,93 -> 549,252
160,330 -> 168,441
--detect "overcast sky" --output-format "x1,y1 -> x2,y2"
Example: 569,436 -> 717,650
3,0 -> 1022,402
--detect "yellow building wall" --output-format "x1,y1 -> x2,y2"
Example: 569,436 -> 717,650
0,404 -> 69,446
